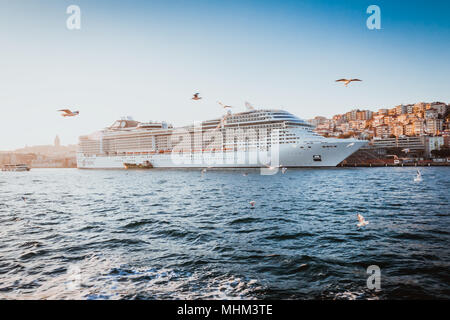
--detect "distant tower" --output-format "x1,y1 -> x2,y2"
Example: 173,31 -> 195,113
54,135 -> 61,147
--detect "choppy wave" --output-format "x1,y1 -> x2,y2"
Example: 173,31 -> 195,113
0,253 -> 263,300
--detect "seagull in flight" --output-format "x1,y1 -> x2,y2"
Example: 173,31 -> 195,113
245,101 -> 255,111
335,79 -> 362,87
58,109 -> 79,117
215,113 -> 230,130
249,201 -> 256,208
357,213 -> 369,227
192,93 -> 202,100
217,101 -> 232,109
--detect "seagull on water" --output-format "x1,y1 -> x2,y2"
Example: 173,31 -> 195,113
335,79 -> 362,87
357,213 -> 369,227
414,169 -> 422,182
264,164 -> 278,171
58,109 -> 79,117
192,93 -> 202,100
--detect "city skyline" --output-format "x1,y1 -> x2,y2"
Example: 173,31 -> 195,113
1,99 -> 448,152
0,135 -> 76,152
1,0 -> 449,149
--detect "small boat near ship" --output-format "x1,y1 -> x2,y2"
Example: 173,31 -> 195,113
1,164 -> 31,172
123,161 -> 153,169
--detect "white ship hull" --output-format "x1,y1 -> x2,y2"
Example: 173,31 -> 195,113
77,140 -> 366,169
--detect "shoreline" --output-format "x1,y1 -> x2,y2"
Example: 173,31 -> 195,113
340,162 -> 450,167
3,164 -> 449,170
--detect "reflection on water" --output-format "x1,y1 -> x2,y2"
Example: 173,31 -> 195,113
0,167 -> 449,299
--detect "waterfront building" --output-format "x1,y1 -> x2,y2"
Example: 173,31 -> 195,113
391,124 -> 404,137
426,119 -> 444,135
54,135 -> 60,148
406,104 -> 414,114
425,108 -> 439,119
414,102 -> 427,113
430,102 -> 448,115
404,123 -> 415,136
395,105 -> 407,115
424,136 -> 445,157
374,124 -> 390,138
370,136 -> 425,155
413,120 -> 425,135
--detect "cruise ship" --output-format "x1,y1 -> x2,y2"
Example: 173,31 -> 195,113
77,109 -> 367,169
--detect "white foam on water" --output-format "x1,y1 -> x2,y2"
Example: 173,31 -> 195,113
0,253 -> 262,300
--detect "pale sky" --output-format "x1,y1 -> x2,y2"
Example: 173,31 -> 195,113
0,0 -> 449,150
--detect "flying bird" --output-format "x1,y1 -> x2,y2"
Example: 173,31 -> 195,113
215,113 -> 230,130
245,101 -> 255,111
58,109 -> 79,117
335,79 -> 362,87
249,201 -> 256,208
217,101 -> 232,109
357,213 -> 369,227
192,93 -> 202,100
281,167 -> 287,174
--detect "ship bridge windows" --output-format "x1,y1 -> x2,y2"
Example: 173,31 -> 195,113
110,120 -> 140,129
